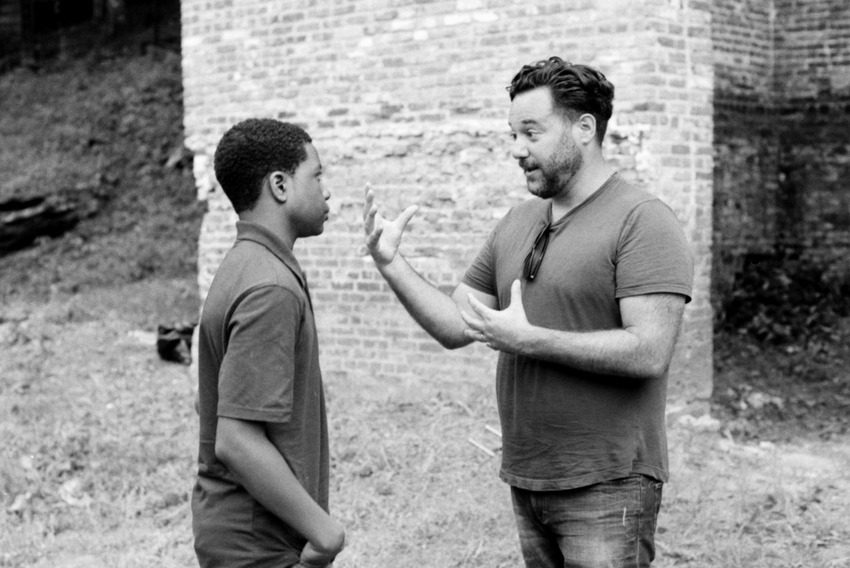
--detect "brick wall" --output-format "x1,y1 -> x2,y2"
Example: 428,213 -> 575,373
774,0 -> 850,264
712,0 -> 850,309
711,0 -> 779,305
182,0 -> 714,411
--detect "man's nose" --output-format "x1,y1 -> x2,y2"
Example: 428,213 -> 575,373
511,138 -> 529,160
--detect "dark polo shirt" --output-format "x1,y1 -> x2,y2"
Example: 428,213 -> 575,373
192,221 -> 328,568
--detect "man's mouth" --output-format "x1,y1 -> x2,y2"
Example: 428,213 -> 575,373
520,161 -> 538,173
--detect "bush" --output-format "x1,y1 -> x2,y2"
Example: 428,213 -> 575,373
719,247 -> 850,347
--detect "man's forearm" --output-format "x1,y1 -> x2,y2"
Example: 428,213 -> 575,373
519,326 -> 673,380
378,255 -> 472,349
520,294 -> 685,380
463,288 -> 686,380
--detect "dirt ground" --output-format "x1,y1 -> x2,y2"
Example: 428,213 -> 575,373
2,278 -> 850,568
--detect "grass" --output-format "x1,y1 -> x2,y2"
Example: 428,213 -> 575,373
2,29 -> 850,568
657,429 -> 850,567
0,280 -> 520,567
0,281 -> 199,567
2,281 -> 850,567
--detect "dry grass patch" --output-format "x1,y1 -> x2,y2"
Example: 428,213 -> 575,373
2,279 -> 850,567
656,427 -> 850,568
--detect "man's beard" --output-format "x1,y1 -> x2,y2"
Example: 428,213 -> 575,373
524,146 -> 583,199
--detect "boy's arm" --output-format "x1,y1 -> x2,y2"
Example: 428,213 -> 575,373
215,416 -> 345,564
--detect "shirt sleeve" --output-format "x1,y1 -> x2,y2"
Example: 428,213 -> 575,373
462,227 -> 498,295
615,200 -> 694,303
217,285 -> 303,423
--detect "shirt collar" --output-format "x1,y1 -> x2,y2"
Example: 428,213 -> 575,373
235,220 -> 306,289
550,171 -> 619,227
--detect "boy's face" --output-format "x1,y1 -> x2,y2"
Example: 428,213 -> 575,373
285,143 -> 330,238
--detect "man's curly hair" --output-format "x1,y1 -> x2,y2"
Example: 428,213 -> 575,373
508,57 -> 615,144
213,118 -> 312,213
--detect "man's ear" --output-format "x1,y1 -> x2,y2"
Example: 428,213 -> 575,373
267,171 -> 287,203
574,113 -> 597,145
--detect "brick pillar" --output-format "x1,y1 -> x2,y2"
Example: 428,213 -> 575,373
181,0 -> 714,412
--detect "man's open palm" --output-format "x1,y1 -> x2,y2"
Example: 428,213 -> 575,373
363,184 -> 418,267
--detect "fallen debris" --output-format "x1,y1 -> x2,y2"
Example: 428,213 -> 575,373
467,437 -> 496,457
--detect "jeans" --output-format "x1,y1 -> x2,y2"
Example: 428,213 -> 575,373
510,475 -> 663,568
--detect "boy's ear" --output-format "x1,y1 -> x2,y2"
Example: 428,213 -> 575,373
267,171 -> 287,203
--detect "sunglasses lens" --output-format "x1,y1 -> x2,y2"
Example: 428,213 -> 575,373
523,223 -> 550,280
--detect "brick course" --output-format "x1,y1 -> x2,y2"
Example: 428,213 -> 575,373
182,0 -> 714,412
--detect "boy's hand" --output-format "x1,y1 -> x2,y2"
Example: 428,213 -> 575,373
363,183 -> 418,267
296,543 -> 334,567
297,523 -> 345,567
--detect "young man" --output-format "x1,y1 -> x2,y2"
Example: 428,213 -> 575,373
192,119 -> 344,568
363,58 -> 693,567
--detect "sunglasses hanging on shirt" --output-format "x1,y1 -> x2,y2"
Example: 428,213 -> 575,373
523,220 -> 552,281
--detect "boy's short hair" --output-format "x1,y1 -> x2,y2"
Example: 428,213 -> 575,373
508,57 -> 615,143
213,119 -> 312,213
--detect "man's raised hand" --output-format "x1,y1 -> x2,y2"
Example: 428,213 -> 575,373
363,183 -> 418,267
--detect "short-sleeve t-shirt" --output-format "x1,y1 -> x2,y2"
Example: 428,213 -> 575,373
463,173 -> 693,491
192,221 -> 328,568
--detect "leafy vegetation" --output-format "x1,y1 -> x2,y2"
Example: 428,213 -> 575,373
0,45 -> 203,302
718,247 -> 850,349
